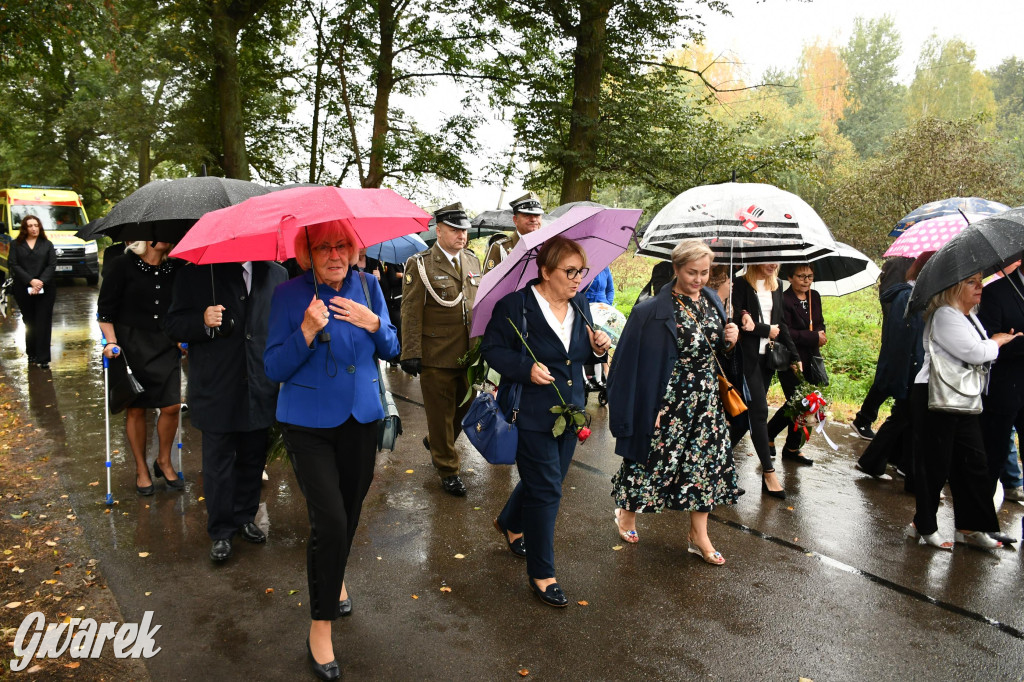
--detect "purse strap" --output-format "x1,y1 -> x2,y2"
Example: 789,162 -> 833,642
677,293 -> 731,379
357,271 -> 389,407
807,291 -> 813,332
507,292 -> 527,421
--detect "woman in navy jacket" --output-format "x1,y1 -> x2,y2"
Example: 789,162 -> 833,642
481,236 -> 610,608
264,220 -> 399,681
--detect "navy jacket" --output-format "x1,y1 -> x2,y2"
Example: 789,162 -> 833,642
874,283 -> 924,401
164,261 -> 287,433
606,283 -> 728,465
264,268 -> 400,428
978,273 -> 1024,407
480,282 -> 602,434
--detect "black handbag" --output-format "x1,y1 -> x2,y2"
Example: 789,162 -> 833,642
767,340 -> 792,371
803,293 -> 829,385
106,351 -> 144,414
358,272 -> 402,451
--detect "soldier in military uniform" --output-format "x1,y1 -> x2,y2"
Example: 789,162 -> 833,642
482,191 -> 544,274
400,203 -> 482,496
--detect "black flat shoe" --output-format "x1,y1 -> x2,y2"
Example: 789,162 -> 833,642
422,436 -> 430,452
493,518 -> 526,558
210,539 -> 232,562
761,476 -> 786,500
782,450 -> 814,466
338,598 -> 352,617
988,532 -> 1018,545
530,579 -> 568,608
239,522 -> 266,543
440,475 -> 467,496
306,637 -> 340,681
153,463 -> 185,490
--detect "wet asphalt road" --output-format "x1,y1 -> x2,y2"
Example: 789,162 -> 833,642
2,282 -> 1024,681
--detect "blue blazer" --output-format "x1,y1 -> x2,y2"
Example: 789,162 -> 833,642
264,268 -> 400,428
606,283 -> 727,465
481,281 -> 603,434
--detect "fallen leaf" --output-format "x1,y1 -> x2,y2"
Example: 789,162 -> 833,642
786,506 -> 794,511
265,588 -> 274,594
37,514 -> 46,519
439,586 -> 452,593
11,567 -> 24,573
411,594 -> 418,599
472,506 -> 481,511
612,545 -> 623,551
5,602 -> 22,608
88,481 -> 99,486
66,515 -> 76,520
144,592 -> 152,596
288,590 -> 298,595
405,469 -> 414,474
60,495 -> 68,499
112,449 -> 120,454
64,662 -> 80,669
76,606 -> 85,611
138,552 -> 149,558
43,580 -> 57,585
197,496 -> 205,501
11,511 -> 28,519
26,666 -> 41,673
453,553 -> 465,559
518,669 -> 529,677
45,541 -> 56,547
577,600 -> 588,606
103,509 -> 111,514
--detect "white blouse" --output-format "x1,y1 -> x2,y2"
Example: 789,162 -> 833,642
532,286 -> 575,352
915,305 -> 999,385
755,280 -> 773,356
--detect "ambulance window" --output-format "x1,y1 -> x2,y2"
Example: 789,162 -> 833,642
10,206 -> 86,231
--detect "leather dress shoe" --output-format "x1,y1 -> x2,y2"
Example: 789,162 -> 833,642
493,518 -> 526,558
306,637 -> 340,681
210,539 -> 232,562
530,579 -> 568,608
440,475 -> 467,496
338,598 -> 352,617
422,436 -> 430,452
782,450 -> 814,466
239,522 -> 266,544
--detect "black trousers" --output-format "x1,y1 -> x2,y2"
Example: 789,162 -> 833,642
855,379 -> 889,427
910,384 -> 999,536
729,353 -> 775,470
766,368 -> 804,454
857,398 -> 911,478
979,398 -> 1024,494
283,418 -> 377,621
201,429 -> 268,541
497,429 -> 577,580
13,286 -> 55,363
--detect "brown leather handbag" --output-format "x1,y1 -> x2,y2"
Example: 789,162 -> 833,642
681,299 -> 748,417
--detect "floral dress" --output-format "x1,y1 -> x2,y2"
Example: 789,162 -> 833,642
611,293 -> 738,512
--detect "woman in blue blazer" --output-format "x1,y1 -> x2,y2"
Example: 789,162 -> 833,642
264,220 -> 399,681
481,236 -> 611,608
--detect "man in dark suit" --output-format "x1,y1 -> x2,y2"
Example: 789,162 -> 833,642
978,263 -> 1024,504
164,260 -> 288,562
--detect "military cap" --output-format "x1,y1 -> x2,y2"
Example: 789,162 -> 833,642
509,191 -> 544,215
434,202 -> 471,230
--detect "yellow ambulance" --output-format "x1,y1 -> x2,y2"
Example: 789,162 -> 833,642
0,186 -> 100,285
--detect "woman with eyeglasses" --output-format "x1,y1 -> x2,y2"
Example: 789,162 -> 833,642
481,236 -> 611,607
766,263 -> 826,465
264,221 -> 399,680
8,215 -> 57,369
730,262 -> 799,498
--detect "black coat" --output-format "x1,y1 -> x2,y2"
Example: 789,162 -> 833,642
163,261 -> 288,433
480,281 -> 602,434
731,276 -> 797,378
778,287 -> 825,368
8,238 -> 56,288
874,283 -> 924,401
607,283 -> 728,464
978,273 -> 1024,408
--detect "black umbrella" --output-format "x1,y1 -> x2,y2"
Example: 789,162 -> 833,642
95,177 -> 271,243
909,207 -> 1024,312
420,218 -> 507,246
75,216 -> 107,241
471,209 -> 516,230
546,200 -> 605,220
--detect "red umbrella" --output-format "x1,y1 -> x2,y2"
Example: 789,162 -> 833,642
169,186 -> 430,264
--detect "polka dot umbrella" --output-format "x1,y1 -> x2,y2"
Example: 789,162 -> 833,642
883,215 -> 970,258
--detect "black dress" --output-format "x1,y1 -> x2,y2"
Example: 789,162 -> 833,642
97,254 -> 183,408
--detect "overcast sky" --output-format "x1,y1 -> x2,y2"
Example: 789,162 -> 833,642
431,0 -> 1024,213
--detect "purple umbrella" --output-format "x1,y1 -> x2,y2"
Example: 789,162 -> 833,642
470,205 -> 642,337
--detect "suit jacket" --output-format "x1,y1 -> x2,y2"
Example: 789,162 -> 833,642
400,242 -> 481,367
778,287 -> 825,368
264,268 -> 400,429
480,282 -> 603,434
607,283 -> 728,464
164,261 -> 288,433
731,276 -> 797,379
978,273 -> 1024,408
8,238 -> 56,288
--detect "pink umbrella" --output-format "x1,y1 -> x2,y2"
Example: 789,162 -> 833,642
470,205 -> 643,337
883,215 -> 971,258
170,186 -> 430,264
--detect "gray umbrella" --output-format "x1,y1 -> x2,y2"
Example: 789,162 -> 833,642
471,209 -> 516,230
420,218 -> 508,246
909,206 -> 1024,312
95,177 -> 270,243
546,200 -> 606,220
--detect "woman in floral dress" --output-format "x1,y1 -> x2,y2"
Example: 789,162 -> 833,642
606,239 -> 739,565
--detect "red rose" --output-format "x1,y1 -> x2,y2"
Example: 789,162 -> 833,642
577,426 -> 592,443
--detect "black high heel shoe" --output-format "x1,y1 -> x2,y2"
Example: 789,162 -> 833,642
153,463 -> 185,491
306,637 -> 340,681
761,471 -> 786,500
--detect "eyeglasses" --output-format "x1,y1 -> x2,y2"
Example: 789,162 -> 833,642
313,243 -> 349,257
559,267 -> 590,280
792,273 -> 814,280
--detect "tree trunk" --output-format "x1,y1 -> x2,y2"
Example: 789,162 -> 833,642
560,1 -> 610,204
138,136 -> 151,186
308,4 -> 325,183
210,3 -> 250,180
364,0 -> 395,189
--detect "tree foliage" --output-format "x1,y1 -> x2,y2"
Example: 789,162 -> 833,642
837,16 -> 905,157
906,37 -> 995,123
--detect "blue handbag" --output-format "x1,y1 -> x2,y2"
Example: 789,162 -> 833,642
461,295 -> 526,465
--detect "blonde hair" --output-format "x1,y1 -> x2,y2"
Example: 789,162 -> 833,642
125,240 -> 146,256
924,273 -> 981,320
743,263 -> 779,292
293,220 -> 358,271
670,239 -> 714,269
